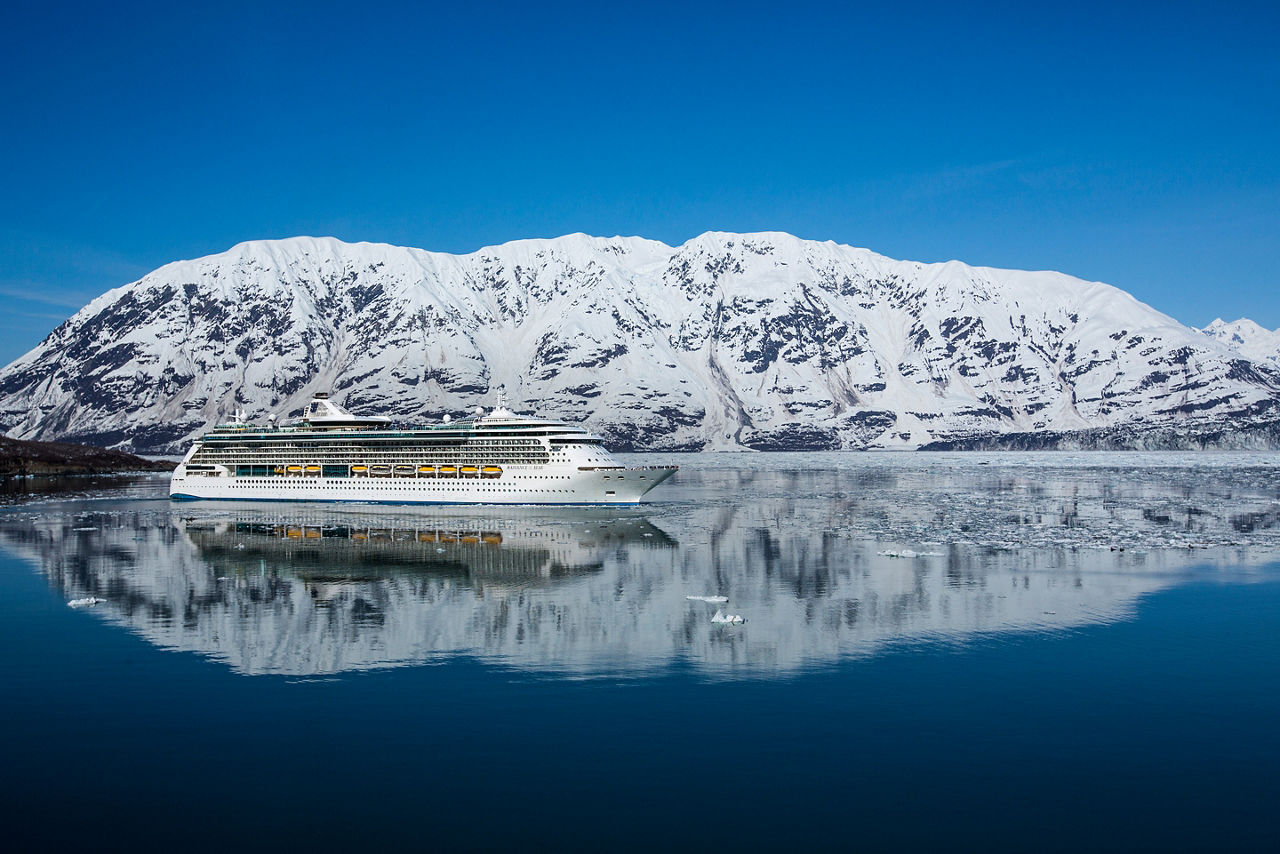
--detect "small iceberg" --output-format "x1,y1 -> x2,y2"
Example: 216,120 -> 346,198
710,609 -> 745,625
68,597 -> 105,608
877,549 -> 943,558
686,595 -> 728,603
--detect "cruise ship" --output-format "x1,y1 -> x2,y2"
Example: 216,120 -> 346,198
169,393 -> 677,505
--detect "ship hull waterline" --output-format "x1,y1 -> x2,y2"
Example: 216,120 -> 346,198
170,466 -> 677,506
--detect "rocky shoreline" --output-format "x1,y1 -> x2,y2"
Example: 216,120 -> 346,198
0,435 -> 174,478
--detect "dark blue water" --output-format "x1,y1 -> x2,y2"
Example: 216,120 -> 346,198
2,455 -> 1278,851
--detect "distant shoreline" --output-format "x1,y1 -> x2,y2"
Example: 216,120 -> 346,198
0,436 -> 175,478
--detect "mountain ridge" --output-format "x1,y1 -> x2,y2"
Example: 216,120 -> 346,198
1201,317 -> 1280,369
2,232 -> 1278,453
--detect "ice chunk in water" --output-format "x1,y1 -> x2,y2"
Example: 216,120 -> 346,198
711,610 -> 744,624
68,597 -> 105,608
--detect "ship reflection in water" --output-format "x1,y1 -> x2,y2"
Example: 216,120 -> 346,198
4,454 -> 1279,678
188,517 -> 662,585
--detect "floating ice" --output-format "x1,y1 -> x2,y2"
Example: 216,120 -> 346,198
68,597 -> 105,608
877,549 -> 943,558
687,595 -> 729,603
711,610 -> 745,624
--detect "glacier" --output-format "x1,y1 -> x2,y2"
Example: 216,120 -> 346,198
0,232 -> 1278,453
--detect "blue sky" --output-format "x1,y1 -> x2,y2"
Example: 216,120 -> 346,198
1,1 -> 1277,365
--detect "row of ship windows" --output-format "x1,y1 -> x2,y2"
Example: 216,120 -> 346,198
198,443 -> 549,450
207,462 -> 552,469
209,473 -> 637,483
200,461 -> 552,469
227,482 -> 579,492
209,430 -> 572,437
203,440 -> 549,451
225,473 -> 576,481
205,435 -> 548,440
196,453 -> 552,461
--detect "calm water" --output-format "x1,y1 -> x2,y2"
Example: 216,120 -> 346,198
2,453 -> 1278,851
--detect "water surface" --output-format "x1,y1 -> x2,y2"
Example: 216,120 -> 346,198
2,453 -> 1278,850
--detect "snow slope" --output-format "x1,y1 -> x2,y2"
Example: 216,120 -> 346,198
1202,318 -> 1280,369
1,233 -> 1278,453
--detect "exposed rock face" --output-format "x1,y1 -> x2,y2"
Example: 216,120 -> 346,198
1,233 -> 1278,453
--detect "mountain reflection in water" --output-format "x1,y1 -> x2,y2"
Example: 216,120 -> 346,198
3,454 -> 1278,678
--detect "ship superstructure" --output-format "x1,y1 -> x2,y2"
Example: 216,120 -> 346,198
169,393 -> 677,505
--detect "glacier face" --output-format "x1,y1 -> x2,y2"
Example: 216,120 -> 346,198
0,232 -> 1278,453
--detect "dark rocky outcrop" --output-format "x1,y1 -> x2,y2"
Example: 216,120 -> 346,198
0,435 -> 174,477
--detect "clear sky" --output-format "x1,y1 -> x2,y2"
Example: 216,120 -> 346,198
1,0 -> 1277,366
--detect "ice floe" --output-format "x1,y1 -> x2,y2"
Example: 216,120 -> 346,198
877,549 -> 944,558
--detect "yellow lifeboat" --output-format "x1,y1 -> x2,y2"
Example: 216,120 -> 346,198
460,533 -> 480,544
438,532 -> 457,544
460,465 -> 479,477
352,531 -> 368,541
273,466 -> 285,475
481,465 -> 502,478
351,465 -> 369,475
417,531 -> 437,543
438,465 -> 458,477
304,527 -> 321,539
286,526 -> 302,539
305,465 -> 321,474
417,465 -> 435,476
481,532 -> 503,545
286,465 -> 302,474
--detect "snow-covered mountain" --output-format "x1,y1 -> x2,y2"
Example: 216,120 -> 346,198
1,232 -> 1278,453
1202,318 -> 1280,369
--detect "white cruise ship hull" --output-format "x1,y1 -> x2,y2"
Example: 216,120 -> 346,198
170,464 -> 676,506
171,394 -> 678,507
